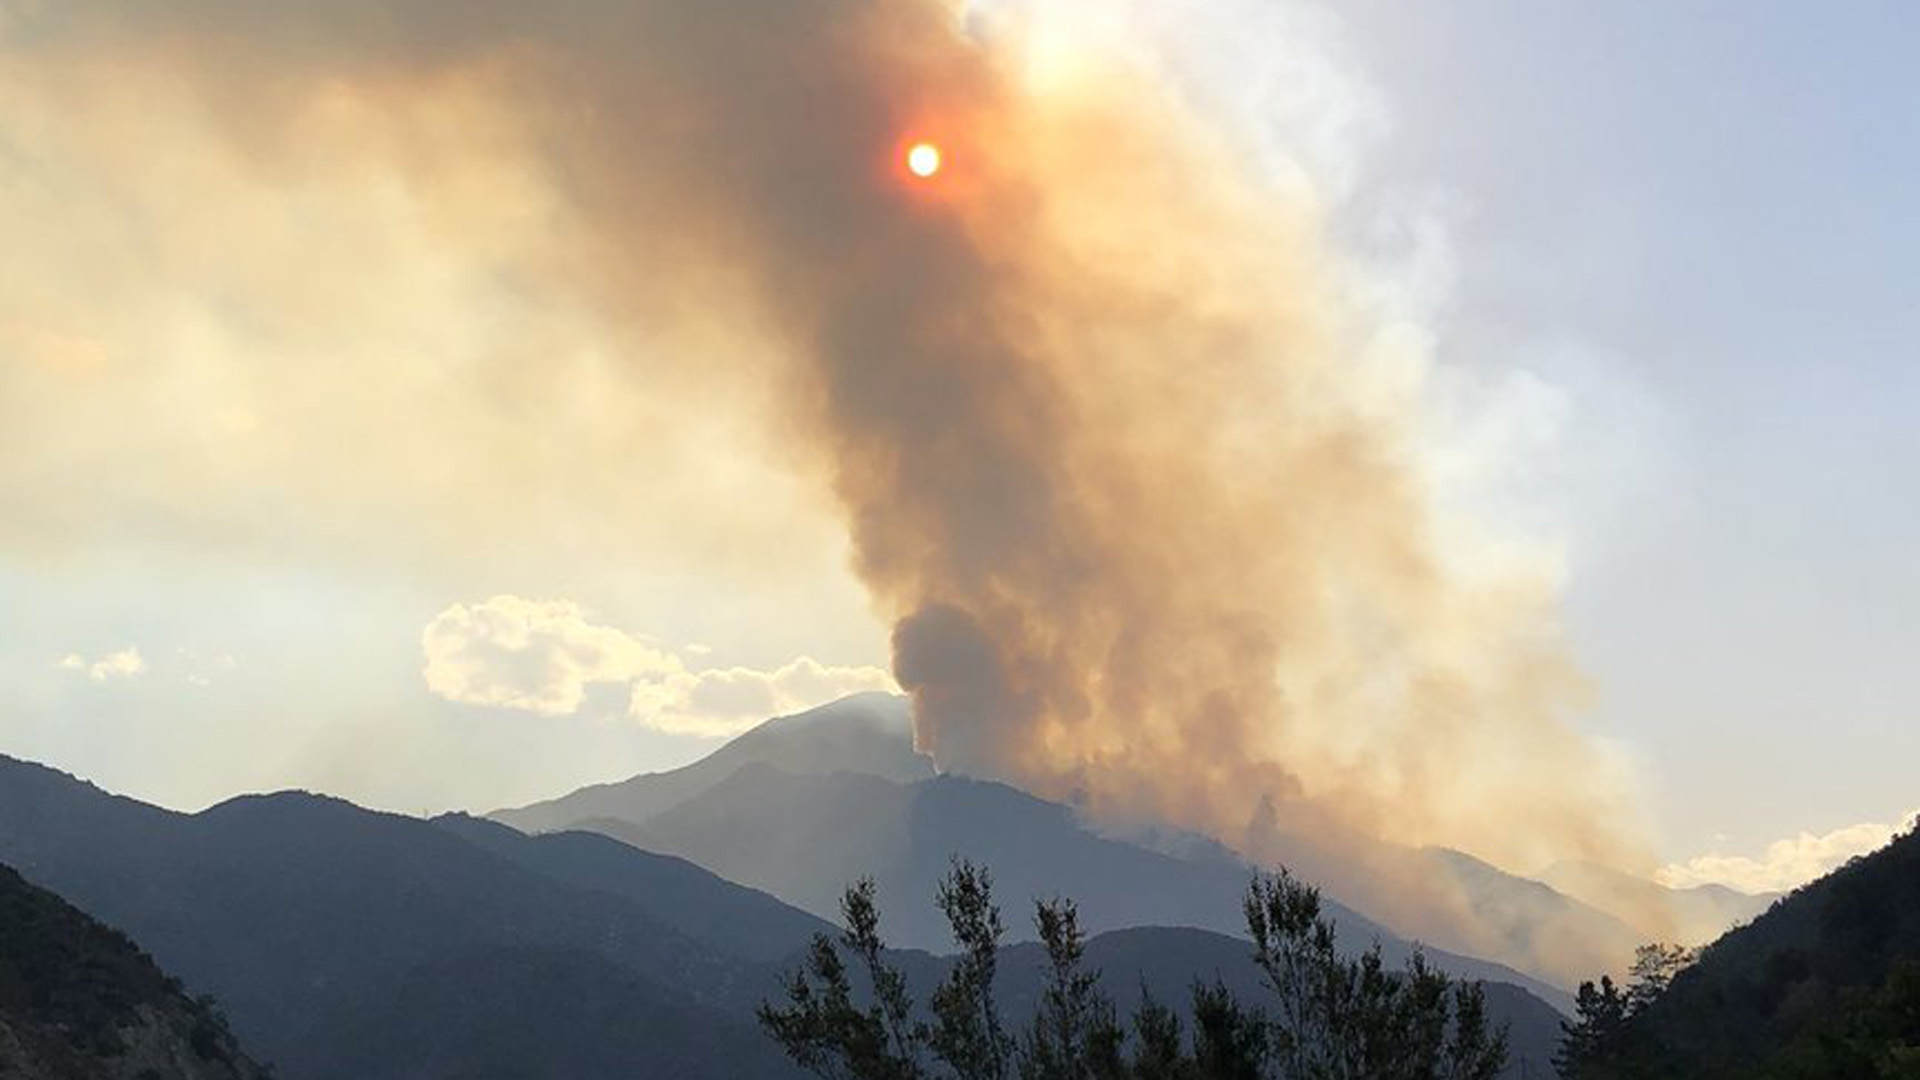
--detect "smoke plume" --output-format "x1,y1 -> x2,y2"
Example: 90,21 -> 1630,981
2,0 -> 1655,980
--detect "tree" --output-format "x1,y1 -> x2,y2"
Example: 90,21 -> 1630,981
763,863 -> 1508,1080
1392,950 -> 1452,1080
1017,897 -> 1126,1080
1444,978 -> 1507,1080
1552,976 -> 1627,1080
1127,983 -> 1189,1080
1623,944 -> 1693,1016
1244,868 -> 1507,1080
848,878 -> 926,1072
926,859 -> 1015,1080
1243,868 -> 1339,1078
1189,979 -> 1269,1080
1550,943 -> 1693,1079
758,878 -> 924,1080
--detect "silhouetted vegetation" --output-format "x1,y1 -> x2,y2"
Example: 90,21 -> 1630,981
0,861 -> 263,1080
760,860 -> 1508,1080
0,747 -> 1565,1079
1556,819 -> 1920,1078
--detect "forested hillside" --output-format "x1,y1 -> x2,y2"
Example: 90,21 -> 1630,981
1558,821 -> 1920,1078
0,752 -> 1563,1079
0,863 -> 267,1080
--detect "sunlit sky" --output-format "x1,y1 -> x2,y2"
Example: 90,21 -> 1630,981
1,1 -> 1913,889
1332,2 -> 1919,874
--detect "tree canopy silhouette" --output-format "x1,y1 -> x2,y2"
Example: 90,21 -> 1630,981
1555,819 -> 1920,1079
759,860 -> 1507,1080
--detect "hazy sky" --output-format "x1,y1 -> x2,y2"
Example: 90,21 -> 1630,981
1328,2 -> 1920,871
1,1 -> 1913,888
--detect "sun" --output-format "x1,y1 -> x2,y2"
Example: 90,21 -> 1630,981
906,142 -> 942,178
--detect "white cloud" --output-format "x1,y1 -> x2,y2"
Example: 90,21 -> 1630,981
58,647 -> 146,682
421,596 -> 678,716
652,657 -> 897,737
1658,810 -> 1920,893
421,595 -> 894,737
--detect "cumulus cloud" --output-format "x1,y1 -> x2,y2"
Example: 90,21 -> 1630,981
421,595 -> 893,737
58,647 -> 146,682
1658,810 -> 1920,893
421,596 -> 676,716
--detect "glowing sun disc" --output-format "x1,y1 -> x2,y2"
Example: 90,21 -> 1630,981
906,142 -> 942,178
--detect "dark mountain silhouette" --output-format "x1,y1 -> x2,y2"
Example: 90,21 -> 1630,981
0,754 -> 796,1080
1573,819 -> 1920,1077
0,750 -> 1566,1079
305,944 -> 779,1080
503,796 -> 1572,1076
431,812 -> 836,963
576,759 -> 1577,1011
497,695 -> 1671,990
0,861 -> 267,1080
494,695 -> 1608,1004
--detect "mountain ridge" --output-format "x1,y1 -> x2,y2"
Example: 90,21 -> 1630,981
492,693 -> 1693,997
527,751 -> 1577,1010
492,691 -> 933,835
0,749 -> 1569,1079
0,861 -> 269,1080
0,753 -> 798,1080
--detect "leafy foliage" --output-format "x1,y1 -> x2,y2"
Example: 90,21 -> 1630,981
1244,869 -> 1505,1080
928,861 -> 1015,1080
1017,898 -> 1126,1080
761,862 -> 1508,1080
1557,819 -> 1920,1078
1553,976 -> 1629,1078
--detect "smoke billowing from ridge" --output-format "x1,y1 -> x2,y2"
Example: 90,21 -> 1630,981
2,0 -> 1656,978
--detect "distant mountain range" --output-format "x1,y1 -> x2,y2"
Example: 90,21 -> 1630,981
0,730 -> 1569,1079
497,696 -> 1560,988
581,759 -> 1573,1004
0,861 -> 267,1080
1538,858 -> 1775,945
495,693 -> 1756,994
0,754 -> 797,1080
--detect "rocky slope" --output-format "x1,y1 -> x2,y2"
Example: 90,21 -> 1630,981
0,862 -> 268,1080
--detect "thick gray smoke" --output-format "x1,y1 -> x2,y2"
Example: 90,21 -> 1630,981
2,0 -> 1658,982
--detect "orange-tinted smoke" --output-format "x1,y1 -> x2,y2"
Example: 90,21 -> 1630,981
6,0 -> 1659,981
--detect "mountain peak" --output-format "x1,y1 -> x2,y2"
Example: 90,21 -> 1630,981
492,692 -> 932,834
